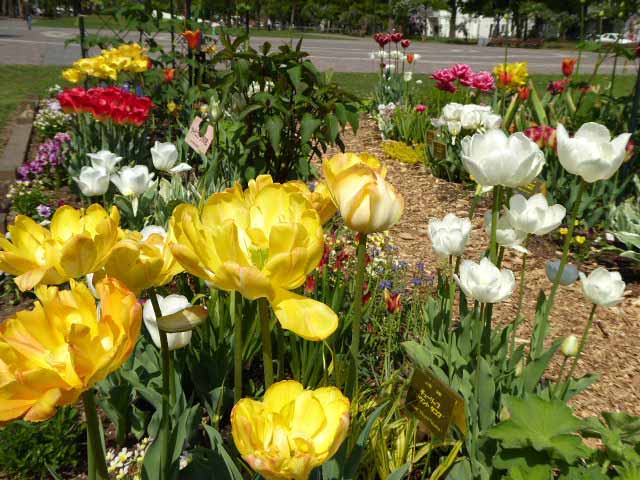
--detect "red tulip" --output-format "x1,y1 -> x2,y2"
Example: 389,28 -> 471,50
406,53 -> 415,64
182,29 -> 201,50
164,68 -> 175,82
384,289 -> 401,313
400,39 -> 411,49
562,57 -> 577,77
390,31 -> 403,43
517,85 -> 531,101
415,104 -> 427,113
305,275 -> 316,294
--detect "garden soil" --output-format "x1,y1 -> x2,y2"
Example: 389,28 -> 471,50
323,117 -> 640,418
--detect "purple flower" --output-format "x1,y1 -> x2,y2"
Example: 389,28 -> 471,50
36,204 -> 52,219
379,279 -> 393,290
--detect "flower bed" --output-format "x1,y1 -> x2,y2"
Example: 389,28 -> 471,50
0,23 -> 639,480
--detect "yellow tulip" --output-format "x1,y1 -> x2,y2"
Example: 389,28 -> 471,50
323,153 -> 404,234
0,278 -> 141,424
246,175 -> 336,225
231,380 -> 350,480
0,204 -> 121,291
494,62 -> 529,90
97,227 -> 183,294
62,67 -> 86,83
170,182 -> 338,341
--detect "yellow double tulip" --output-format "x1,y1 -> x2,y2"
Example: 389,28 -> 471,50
231,380 -> 350,480
323,153 -> 404,234
0,278 -> 141,424
493,62 -> 529,90
96,227 -> 183,295
0,204 -> 121,291
169,181 -> 338,341
62,43 -> 150,83
246,174 -> 336,225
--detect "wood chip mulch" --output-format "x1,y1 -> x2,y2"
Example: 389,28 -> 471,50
323,117 -> 640,418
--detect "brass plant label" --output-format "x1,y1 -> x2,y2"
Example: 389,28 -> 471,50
432,141 -> 447,160
515,178 -> 547,198
426,130 -> 436,145
406,367 -> 467,437
186,116 -> 214,155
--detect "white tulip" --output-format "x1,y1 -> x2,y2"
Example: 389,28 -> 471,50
447,121 -> 462,137
505,194 -> 566,236
484,211 -> 528,253
460,109 -> 483,130
454,257 -> 515,304
461,129 -> 545,188
545,260 -> 579,286
428,213 -> 472,257
481,113 -> 502,130
557,123 -> 631,183
143,294 -> 193,350
403,72 -> 413,82
561,335 -> 579,357
87,150 -> 122,174
74,166 -> 110,196
579,267 -> 626,307
150,141 -> 191,174
442,103 -> 464,121
111,165 -> 156,197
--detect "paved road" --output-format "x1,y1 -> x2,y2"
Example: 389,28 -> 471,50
0,18 -> 634,74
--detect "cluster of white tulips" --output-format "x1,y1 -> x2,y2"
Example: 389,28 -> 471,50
431,103 -> 502,140
428,121 -> 629,313
74,141 -> 191,215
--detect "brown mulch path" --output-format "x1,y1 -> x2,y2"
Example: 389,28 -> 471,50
324,117 -> 640,418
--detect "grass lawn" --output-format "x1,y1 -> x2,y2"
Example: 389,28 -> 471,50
0,65 -> 66,154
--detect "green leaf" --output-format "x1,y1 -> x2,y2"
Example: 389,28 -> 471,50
287,65 -> 303,90
387,463 -> 411,480
507,465 -> 553,480
335,103 -> 347,126
300,113 -> 322,146
265,116 -> 284,155
326,113 -> 340,142
477,357 -> 496,431
488,396 -> 591,464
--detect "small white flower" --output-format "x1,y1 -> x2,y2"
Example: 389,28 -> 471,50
455,257 -> 515,304
416,79 -> 423,85
403,71 -> 413,82
579,267 -> 626,307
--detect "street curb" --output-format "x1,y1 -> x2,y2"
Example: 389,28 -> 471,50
0,101 -> 36,233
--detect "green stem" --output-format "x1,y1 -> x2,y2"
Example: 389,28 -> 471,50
231,291 -> 242,403
350,233 -> 368,394
472,303 -> 484,462
547,181 -> 586,317
551,356 -> 568,398
561,304 -> 597,398
448,256 -> 456,325
489,186 -> 502,262
258,297 -> 274,389
82,390 -> 109,480
149,289 -> 171,480
510,248 -> 528,355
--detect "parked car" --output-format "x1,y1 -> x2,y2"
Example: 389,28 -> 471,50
597,33 -> 634,44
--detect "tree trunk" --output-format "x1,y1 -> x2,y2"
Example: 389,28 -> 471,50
289,2 -> 295,29
448,0 -> 457,39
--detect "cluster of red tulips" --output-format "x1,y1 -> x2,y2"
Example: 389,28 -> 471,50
373,31 -> 411,49
58,87 -> 154,126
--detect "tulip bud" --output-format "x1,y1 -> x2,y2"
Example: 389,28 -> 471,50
561,335 -> 579,357
514,359 -> 525,377
499,404 -> 512,421
545,260 -> 579,286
